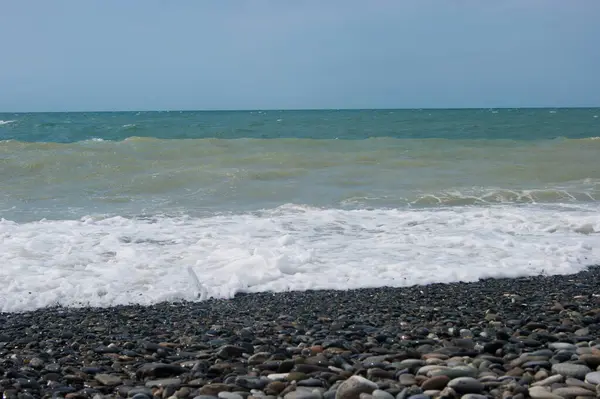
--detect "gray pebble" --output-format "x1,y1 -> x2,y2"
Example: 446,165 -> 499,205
447,377 -> 484,394
372,390 -> 395,399
395,388 -> 408,399
127,387 -> 154,397
430,367 -> 478,379
584,371 -> 600,384
550,363 -> 592,380
144,378 -> 181,388
528,386 -> 563,399
399,374 -> 417,386
336,376 -> 378,399
219,393 -> 244,399
549,343 -> 578,351
285,390 -> 323,399
532,375 -> 564,386
94,373 -> 122,386
551,386 -> 595,397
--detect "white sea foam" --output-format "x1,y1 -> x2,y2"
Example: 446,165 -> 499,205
0,120 -> 15,125
1,204 -> 599,312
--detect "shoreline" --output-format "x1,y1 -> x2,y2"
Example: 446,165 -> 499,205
4,265 -> 600,317
1,266 -> 599,398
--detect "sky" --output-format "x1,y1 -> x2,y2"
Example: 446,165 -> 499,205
1,1 -> 600,112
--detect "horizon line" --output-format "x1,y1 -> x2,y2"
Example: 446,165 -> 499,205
2,105 -> 600,114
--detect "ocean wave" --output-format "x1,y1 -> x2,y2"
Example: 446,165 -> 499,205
409,188 -> 599,205
0,203 -> 598,312
0,120 -> 15,125
3,136 -> 600,152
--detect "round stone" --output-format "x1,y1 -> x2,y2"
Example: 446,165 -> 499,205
584,371 -> 600,385
549,343 -> 578,351
94,373 -> 122,386
447,377 -> 484,394
528,386 -> 563,399
144,378 -> 181,388
398,374 -> 416,386
335,376 -> 377,399
420,375 -> 450,391
550,363 -> 592,380
551,387 -> 595,397
396,359 -> 425,370
429,366 -> 477,379
579,354 -> 600,369
219,393 -> 244,399
371,390 -> 395,399
532,375 -> 564,387
284,391 -> 322,399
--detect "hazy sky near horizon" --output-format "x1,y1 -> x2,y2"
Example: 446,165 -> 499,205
1,1 -> 600,112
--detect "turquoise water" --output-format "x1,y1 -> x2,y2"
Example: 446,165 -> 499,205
1,108 -> 599,142
1,109 -> 599,311
2,108 -> 600,222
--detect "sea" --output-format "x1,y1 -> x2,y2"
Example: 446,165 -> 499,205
1,108 -> 599,312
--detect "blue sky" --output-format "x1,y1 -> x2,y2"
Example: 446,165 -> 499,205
1,1 -> 600,111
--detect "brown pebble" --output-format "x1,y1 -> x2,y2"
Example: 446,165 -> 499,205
280,384 -> 297,397
534,370 -> 549,381
176,387 -> 191,398
415,375 -> 428,384
287,372 -> 308,381
324,347 -> 350,355
266,381 -> 287,394
421,375 -> 450,391
506,367 -> 525,377
422,353 -> 449,360
579,354 -> 600,368
198,383 -> 232,396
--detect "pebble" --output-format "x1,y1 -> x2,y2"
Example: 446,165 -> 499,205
532,375 -> 564,387
145,378 -> 181,388
447,377 -> 484,394
371,390 -> 395,399
564,377 -> 596,391
549,343 -> 578,351
94,373 -> 123,386
267,373 -> 289,381
584,371 -> 600,384
220,393 -> 245,399
528,386 -> 563,399
551,386 -> 596,397
285,389 -> 322,399
430,367 -> 478,379
579,354 -> 600,368
398,374 -> 417,386
421,375 -> 450,391
336,376 -> 377,399
550,364 -> 592,380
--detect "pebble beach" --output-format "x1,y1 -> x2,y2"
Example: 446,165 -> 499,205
1,266 -> 599,399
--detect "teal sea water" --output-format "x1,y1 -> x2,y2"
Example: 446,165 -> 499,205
1,109 -> 599,312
